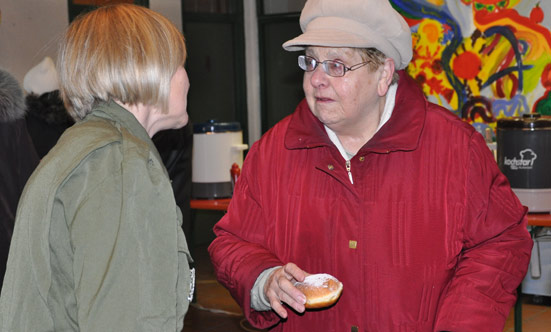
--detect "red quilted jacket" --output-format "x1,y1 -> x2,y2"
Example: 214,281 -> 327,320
209,71 -> 532,332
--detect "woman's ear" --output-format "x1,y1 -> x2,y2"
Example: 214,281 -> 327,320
377,58 -> 395,96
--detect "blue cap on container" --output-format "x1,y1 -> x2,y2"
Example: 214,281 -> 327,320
193,119 -> 241,133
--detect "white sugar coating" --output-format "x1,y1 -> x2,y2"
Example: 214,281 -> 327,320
301,273 -> 336,288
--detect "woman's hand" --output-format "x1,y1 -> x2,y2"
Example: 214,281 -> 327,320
264,263 -> 308,318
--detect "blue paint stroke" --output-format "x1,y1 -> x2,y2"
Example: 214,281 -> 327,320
492,94 -> 530,117
482,26 -> 532,92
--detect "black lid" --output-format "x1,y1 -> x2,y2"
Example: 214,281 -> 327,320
193,119 -> 241,133
497,113 -> 551,129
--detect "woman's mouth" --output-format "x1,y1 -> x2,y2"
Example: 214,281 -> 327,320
316,96 -> 333,102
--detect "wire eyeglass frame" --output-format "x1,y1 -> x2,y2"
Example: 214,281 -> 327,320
298,55 -> 371,77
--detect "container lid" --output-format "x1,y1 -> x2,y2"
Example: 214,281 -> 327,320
193,119 -> 241,133
497,113 -> 551,129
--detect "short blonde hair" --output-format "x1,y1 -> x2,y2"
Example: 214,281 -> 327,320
57,4 -> 186,119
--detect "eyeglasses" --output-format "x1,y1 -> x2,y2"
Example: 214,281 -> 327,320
298,55 -> 370,77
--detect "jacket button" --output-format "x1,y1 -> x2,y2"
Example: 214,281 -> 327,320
359,156 -> 365,162
327,164 -> 334,170
349,240 -> 357,249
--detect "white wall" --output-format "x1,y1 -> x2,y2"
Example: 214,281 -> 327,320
0,0 -> 262,142
0,0 -> 68,84
0,0 -> 182,85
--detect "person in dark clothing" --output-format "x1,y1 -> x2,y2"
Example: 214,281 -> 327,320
25,90 -> 74,159
23,57 -> 74,159
0,69 -> 40,286
153,123 -> 194,240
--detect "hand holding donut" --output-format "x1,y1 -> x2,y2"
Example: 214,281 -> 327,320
264,263 -> 344,318
264,263 -> 307,318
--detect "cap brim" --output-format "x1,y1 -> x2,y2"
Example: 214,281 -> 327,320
283,29 -> 372,51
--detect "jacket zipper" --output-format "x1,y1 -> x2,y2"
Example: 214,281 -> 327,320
346,159 -> 353,184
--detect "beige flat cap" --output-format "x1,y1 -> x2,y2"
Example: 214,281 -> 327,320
283,0 -> 413,70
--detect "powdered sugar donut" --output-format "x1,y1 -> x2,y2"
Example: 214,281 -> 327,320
294,273 -> 343,309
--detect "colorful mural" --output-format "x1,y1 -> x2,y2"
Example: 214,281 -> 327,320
390,0 -> 551,137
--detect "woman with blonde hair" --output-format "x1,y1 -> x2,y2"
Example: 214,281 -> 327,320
0,4 -> 193,331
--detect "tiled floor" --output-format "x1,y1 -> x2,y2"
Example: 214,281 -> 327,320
503,296 -> 551,332
185,243 -> 551,332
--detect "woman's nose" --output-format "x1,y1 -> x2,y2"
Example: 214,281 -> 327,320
309,64 -> 328,87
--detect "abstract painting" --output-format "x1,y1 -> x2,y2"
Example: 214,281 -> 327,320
391,0 -> 551,137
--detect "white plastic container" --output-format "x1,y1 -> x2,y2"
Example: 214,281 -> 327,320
192,120 -> 248,198
522,227 -> 551,297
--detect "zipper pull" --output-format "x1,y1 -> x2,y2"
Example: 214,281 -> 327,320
345,160 -> 353,184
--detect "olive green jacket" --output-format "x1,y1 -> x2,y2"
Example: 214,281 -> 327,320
0,101 -> 193,331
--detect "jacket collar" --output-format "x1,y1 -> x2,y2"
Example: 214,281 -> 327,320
89,100 -> 161,160
285,70 -> 426,154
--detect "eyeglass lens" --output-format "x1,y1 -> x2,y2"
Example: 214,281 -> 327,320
298,55 -> 345,77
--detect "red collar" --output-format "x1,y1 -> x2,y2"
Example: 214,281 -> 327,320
285,70 -> 427,154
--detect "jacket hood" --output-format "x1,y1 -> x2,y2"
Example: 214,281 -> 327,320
0,69 -> 26,122
285,70 -> 427,153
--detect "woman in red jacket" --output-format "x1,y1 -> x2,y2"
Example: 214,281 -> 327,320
209,0 -> 532,331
